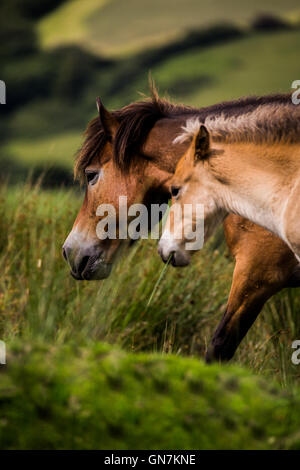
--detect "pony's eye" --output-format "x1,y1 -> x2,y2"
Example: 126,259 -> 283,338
171,186 -> 181,198
86,171 -> 99,185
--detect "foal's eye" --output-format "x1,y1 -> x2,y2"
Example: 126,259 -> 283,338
171,186 -> 181,198
85,171 -> 99,185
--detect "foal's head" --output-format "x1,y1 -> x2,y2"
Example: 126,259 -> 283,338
158,122 -> 226,267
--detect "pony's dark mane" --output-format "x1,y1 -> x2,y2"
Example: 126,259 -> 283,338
74,90 -> 194,179
75,89 -> 292,179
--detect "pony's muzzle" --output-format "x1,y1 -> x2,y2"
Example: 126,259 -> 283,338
62,242 -> 111,280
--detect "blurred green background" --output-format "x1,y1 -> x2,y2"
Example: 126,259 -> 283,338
1,0 -> 300,449
1,0 -> 300,181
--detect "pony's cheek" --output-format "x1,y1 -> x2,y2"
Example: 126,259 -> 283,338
103,238 -> 124,263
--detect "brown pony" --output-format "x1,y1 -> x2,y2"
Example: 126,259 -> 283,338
63,89 -> 300,362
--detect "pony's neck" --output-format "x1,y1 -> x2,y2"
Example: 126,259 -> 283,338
143,116 -> 193,174
218,184 -> 282,239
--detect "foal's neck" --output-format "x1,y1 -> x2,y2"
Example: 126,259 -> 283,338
210,141 -> 298,240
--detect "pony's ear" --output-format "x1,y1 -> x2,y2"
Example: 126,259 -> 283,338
194,125 -> 210,161
96,97 -> 118,141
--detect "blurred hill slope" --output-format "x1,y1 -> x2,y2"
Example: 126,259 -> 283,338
4,29 -> 300,169
38,0 -> 300,56
2,1 -> 300,179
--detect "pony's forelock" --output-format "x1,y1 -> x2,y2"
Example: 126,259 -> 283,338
75,85 -> 195,178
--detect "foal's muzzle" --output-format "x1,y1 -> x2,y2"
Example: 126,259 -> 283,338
158,241 -> 190,267
62,243 -> 111,280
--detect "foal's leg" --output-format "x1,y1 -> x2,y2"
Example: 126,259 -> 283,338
206,215 -> 299,363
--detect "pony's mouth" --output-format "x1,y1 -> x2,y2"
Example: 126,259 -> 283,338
170,251 -> 190,267
70,254 -> 112,280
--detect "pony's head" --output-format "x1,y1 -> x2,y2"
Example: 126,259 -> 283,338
62,96 -> 179,280
158,120 -> 226,267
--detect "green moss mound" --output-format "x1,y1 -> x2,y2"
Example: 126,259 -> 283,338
0,342 -> 299,449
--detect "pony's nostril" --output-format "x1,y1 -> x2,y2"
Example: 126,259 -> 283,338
77,256 -> 90,276
62,247 -> 67,261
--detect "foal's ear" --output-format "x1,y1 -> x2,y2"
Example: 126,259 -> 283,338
194,125 -> 210,161
96,97 -> 118,141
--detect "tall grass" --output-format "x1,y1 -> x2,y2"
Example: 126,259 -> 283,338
0,184 -> 299,387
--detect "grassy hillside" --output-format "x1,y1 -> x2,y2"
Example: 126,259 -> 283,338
3,0 -> 300,174
38,0 -> 300,56
146,30 -> 300,107
4,29 -> 300,170
108,29 -> 300,108
4,131 -> 81,167
1,341 -> 300,449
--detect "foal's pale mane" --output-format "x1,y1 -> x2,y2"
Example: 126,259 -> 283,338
174,102 -> 300,146
75,89 -> 292,180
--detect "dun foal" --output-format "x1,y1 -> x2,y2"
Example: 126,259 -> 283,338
159,104 -> 300,265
